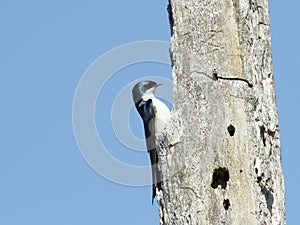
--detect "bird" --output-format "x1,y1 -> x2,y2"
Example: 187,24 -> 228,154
132,80 -> 171,203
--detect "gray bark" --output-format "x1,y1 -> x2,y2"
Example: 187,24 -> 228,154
157,0 -> 285,224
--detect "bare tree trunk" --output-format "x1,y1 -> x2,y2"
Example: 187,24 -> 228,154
158,0 -> 285,224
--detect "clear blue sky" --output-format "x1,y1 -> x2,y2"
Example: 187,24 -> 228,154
0,1 -> 298,224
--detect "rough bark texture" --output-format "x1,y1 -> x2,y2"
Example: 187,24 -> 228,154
158,0 -> 285,224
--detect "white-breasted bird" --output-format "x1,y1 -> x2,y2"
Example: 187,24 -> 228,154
132,80 -> 170,203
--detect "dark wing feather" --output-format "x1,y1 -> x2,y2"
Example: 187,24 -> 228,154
135,99 -> 162,203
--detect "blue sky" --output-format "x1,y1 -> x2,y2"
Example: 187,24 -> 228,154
0,1 -> 298,224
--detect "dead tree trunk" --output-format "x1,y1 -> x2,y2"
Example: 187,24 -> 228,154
158,0 -> 286,224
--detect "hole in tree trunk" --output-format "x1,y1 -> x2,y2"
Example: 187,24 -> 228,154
211,167 -> 230,189
227,125 -> 235,136
223,199 -> 230,210
259,125 -> 266,146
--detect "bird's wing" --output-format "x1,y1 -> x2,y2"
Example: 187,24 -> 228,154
135,99 -> 162,203
136,99 -> 156,150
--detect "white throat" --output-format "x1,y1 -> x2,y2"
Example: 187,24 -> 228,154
141,87 -> 156,101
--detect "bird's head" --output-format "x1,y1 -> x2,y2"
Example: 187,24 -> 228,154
132,80 -> 161,103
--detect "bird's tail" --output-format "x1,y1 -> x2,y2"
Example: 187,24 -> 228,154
151,157 -> 162,204
149,145 -> 163,204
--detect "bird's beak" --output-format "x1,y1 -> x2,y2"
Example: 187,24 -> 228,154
156,83 -> 162,87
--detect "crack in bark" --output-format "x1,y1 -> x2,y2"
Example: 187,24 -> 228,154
167,0 -> 174,36
256,173 -> 274,214
180,186 -> 202,199
191,69 -> 253,88
213,69 -> 253,88
201,30 -> 224,45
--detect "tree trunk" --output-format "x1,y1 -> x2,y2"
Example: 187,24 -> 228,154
158,0 -> 285,224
